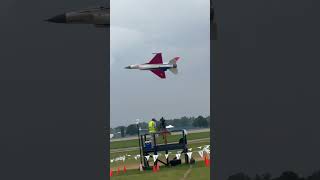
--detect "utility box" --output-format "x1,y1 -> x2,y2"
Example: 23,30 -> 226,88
140,129 -> 189,168
144,140 -> 152,150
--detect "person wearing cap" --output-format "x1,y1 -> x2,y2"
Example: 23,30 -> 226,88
148,118 -> 157,146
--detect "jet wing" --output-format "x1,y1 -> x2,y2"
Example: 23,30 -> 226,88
147,53 -> 163,64
150,69 -> 166,79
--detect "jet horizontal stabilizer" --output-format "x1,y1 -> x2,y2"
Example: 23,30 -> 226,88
169,68 -> 178,74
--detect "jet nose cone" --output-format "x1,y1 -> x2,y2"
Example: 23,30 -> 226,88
124,66 -> 131,69
45,14 -> 66,23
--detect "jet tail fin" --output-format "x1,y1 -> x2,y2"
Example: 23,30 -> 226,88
168,57 -> 180,65
169,68 -> 178,74
168,57 -> 179,75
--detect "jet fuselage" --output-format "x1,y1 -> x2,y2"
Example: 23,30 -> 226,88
46,6 -> 109,27
126,63 -> 177,71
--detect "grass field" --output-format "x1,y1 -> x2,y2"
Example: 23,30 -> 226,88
110,130 -> 211,178
110,160 -> 210,180
110,141 -> 210,169
111,131 -> 210,149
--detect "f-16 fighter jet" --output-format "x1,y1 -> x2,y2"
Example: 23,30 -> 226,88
45,6 -> 109,27
46,2 -> 214,39
125,53 -> 180,79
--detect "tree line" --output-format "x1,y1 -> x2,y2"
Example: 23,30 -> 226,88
110,115 -> 210,137
227,170 -> 320,180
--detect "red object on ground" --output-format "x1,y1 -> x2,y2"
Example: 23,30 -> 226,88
110,169 -> 113,177
205,156 -> 209,167
117,167 -> 120,175
204,156 -> 208,167
156,164 -> 160,171
152,165 -> 157,172
123,166 -> 127,173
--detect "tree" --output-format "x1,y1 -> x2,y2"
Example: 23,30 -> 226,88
109,128 -> 114,136
118,126 -> 126,137
274,171 -> 301,180
228,173 -> 251,180
180,116 -> 193,127
254,174 -> 262,180
192,115 -> 209,128
307,170 -> 320,180
126,124 -> 138,135
140,122 -> 148,129
206,115 -> 211,126
261,173 -> 271,180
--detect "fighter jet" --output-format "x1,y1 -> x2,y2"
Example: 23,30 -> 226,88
125,53 -> 180,79
45,6 -> 109,27
46,3 -> 215,39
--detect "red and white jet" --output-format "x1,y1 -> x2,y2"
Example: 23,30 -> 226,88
125,53 -> 180,79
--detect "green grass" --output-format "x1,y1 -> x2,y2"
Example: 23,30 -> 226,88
111,131 -> 210,149
186,163 -> 211,180
110,141 -> 210,169
110,160 -> 210,180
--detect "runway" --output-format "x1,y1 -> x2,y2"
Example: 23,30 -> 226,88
111,128 -> 210,142
110,137 -> 210,153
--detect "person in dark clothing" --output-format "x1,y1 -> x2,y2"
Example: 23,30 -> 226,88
160,117 -> 166,130
159,117 -> 170,144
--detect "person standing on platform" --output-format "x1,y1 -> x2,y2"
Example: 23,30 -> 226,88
160,117 -> 170,144
148,118 -> 157,146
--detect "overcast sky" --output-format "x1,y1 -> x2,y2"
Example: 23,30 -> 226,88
110,0 -> 210,127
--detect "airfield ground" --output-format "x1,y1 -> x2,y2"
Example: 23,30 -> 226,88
110,161 -> 210,180
110,130 -> 211,179
111,131 -> 210,149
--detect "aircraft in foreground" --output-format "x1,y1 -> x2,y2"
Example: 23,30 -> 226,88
125,53 -> 180,79
45,6 -> 109,27
46,2 -> 217,40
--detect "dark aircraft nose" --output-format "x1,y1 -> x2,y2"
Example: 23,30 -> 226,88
45,14 -> 67,23
124,66 -> 131,69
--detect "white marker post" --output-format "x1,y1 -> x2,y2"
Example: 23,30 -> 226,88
198,150 -> 204,158
153,154 -> 159,162
165,154 -> 169,159
176,153 -> 181,160
187,152 -> 193,159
